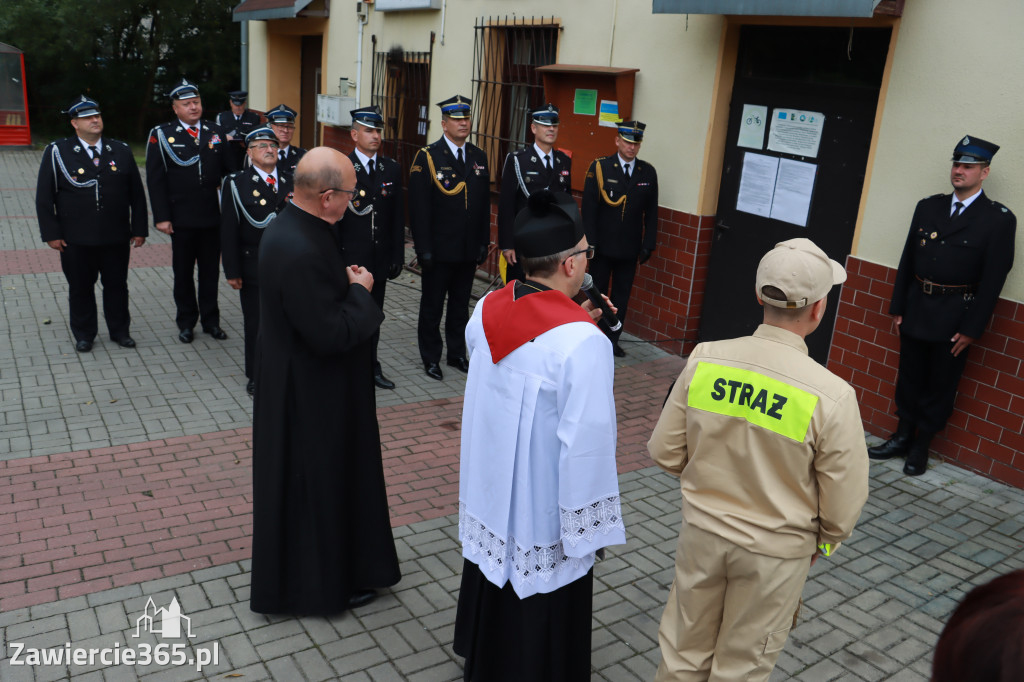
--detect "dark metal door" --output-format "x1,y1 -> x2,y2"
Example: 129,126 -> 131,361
700,26 -> 891,363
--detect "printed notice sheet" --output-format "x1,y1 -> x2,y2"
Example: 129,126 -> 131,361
767,109 -> 825,157
769,158 -> 816,227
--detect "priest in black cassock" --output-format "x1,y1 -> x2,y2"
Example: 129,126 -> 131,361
249,147 -> 400,615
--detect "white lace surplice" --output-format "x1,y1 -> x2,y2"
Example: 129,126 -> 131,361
459,297 -> 626,598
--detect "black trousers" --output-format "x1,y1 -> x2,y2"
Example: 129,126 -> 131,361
368,275 -> 388,374
418,261 -> 475,364
588,254 -> 637,343
170,228 -> 221,331
894,332 -> 971,435
238,249 -> 260,379
60,242 -> 131,342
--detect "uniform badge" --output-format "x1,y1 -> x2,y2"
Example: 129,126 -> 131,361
78,168 -> 85,174
359,189 -> 366,197
260,199 -> 266,206
353,200 -> 360,208
436,171 -> 445,181
920,239 -> 926,246
253,190 -> 260,197
381,189 -> 388,197
930,231 -> 938,239
73,145 -> 81,152
168,137 -> 175,144
531,156 -> 537,162
252,174 -> 259,182
962,135 -> 970,145
525,177 -> 531,184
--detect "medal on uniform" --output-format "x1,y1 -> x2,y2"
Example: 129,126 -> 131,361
253,190 -> 260,197
260,199 -> 266,206
359,189 -> 366,197
930,231 -> 938,239
353,200 -> 360,208
78,168 -> 85,174
920,239 -> 926,246
168,137 -> 175,144
381,189 -> 387,197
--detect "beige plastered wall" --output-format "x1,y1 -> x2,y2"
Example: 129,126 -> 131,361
859,0 -> 1024,299
346,0 -> 722,213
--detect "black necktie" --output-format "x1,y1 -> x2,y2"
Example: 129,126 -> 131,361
456,147 -> 465,173
368,159 -> 375,175
952,201 -> 964,218
279,149 -> 285,160
89,145 -> 100,167
544,154 -> 551,171
623,163 -> 631,179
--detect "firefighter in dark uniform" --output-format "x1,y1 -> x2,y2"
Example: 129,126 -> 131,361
221,127 -> 292,396
340,105 -> 406,390
870,135 -> 1016,476
266,104 -> 305,175
497,103 -> 572,284
408,94 -> 490,381
146,78 -> 232,343
36,95 -> 148,352
215,90 -> 261,171
582,120 -> 658,357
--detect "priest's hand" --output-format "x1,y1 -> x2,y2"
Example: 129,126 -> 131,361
227,278 -> 243,290
47,239 -> 66,252
951,332 -> 974,357
155,221 -> 173,235
347,265 -> 374,292
581,293 -> 617,323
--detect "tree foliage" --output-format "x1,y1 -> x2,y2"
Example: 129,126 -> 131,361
0,0 -> 241,142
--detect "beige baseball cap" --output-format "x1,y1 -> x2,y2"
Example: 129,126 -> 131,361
756,238 -> 846,309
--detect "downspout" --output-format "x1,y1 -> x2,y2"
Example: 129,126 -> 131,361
241,21 -> 249,91
355,5 -> 369,105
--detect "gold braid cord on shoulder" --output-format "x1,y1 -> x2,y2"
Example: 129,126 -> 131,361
418,148 -> 468,209
595,159 -> 627,219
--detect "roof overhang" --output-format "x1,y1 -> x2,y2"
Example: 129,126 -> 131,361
233,0 -> 317,22
652,0 -> 883,17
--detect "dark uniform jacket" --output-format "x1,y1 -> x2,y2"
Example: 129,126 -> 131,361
582,155 -> 659,259
339,152 -> 405,275
145,119 -> 231,229
216,109 -> 261,169
220,168 -> 293,281
276,146 -> 306,176
497,147 -> 571,250
215,109 -> 261,143
891,191 -> 1016,342
36,137 -> 148,244
408,137 -> 490,263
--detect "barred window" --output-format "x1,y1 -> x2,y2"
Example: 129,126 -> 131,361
371,37 -> 433,196
471,17 -> 561,189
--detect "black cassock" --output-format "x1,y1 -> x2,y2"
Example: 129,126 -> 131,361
250,203 -> 401,615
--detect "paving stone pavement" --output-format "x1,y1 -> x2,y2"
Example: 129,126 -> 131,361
2,148 -> 1023,681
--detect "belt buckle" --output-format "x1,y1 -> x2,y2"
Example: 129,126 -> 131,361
922,279 -> 934,295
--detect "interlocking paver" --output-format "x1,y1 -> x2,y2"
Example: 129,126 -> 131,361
4,148 -> 1024,680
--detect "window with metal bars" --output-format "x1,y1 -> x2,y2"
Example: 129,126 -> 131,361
470,17 -> 560,189
370,36 -> 434,199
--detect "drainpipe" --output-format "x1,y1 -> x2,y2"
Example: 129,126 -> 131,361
241,21 -> 249,91
355,4 -> 369,105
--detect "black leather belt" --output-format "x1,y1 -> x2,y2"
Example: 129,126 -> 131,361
916,276 -> 976,296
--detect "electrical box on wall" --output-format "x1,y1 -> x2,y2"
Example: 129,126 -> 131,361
317,95 -> 357,127
535,65 -> 640,192
375,0 -> 441,11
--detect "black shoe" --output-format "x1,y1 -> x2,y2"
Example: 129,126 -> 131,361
178,329 -> 194,344
374,372 -> 396,390
75,339 -> 93,353
903,435 -> 932,476
612,343 -> 626,358
424,362 -> 443,381
246,379 -> 255,396
347,589 -> 377,609
447,357 -> 470,373
204,326 -> 228,340
868,424 -> 914,460
112,336 -> 136,348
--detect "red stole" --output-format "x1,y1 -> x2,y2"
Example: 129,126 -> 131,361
482,283 -> 596,363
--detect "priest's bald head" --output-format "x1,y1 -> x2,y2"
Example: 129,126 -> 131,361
514,190 -> 591,295
291,147 -> 356,224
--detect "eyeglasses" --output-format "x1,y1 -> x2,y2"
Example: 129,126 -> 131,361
319,187 -> 357,197
271,123 -> 296,130
248,142 -> 279,150
564,246 -> 595,262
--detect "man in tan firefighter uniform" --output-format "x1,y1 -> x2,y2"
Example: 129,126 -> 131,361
649,238 -> 869,682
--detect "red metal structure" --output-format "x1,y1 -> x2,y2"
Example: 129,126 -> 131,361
0,43 -> 31,146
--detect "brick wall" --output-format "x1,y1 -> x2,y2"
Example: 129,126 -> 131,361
322,125 -> 355,155
830,256 -> 1024,488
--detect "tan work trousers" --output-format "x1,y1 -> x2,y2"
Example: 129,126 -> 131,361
655,520 -> 811,682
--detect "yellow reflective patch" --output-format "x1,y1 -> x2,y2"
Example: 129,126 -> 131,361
817,543 -> 832,557
687,361 -> 818,441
